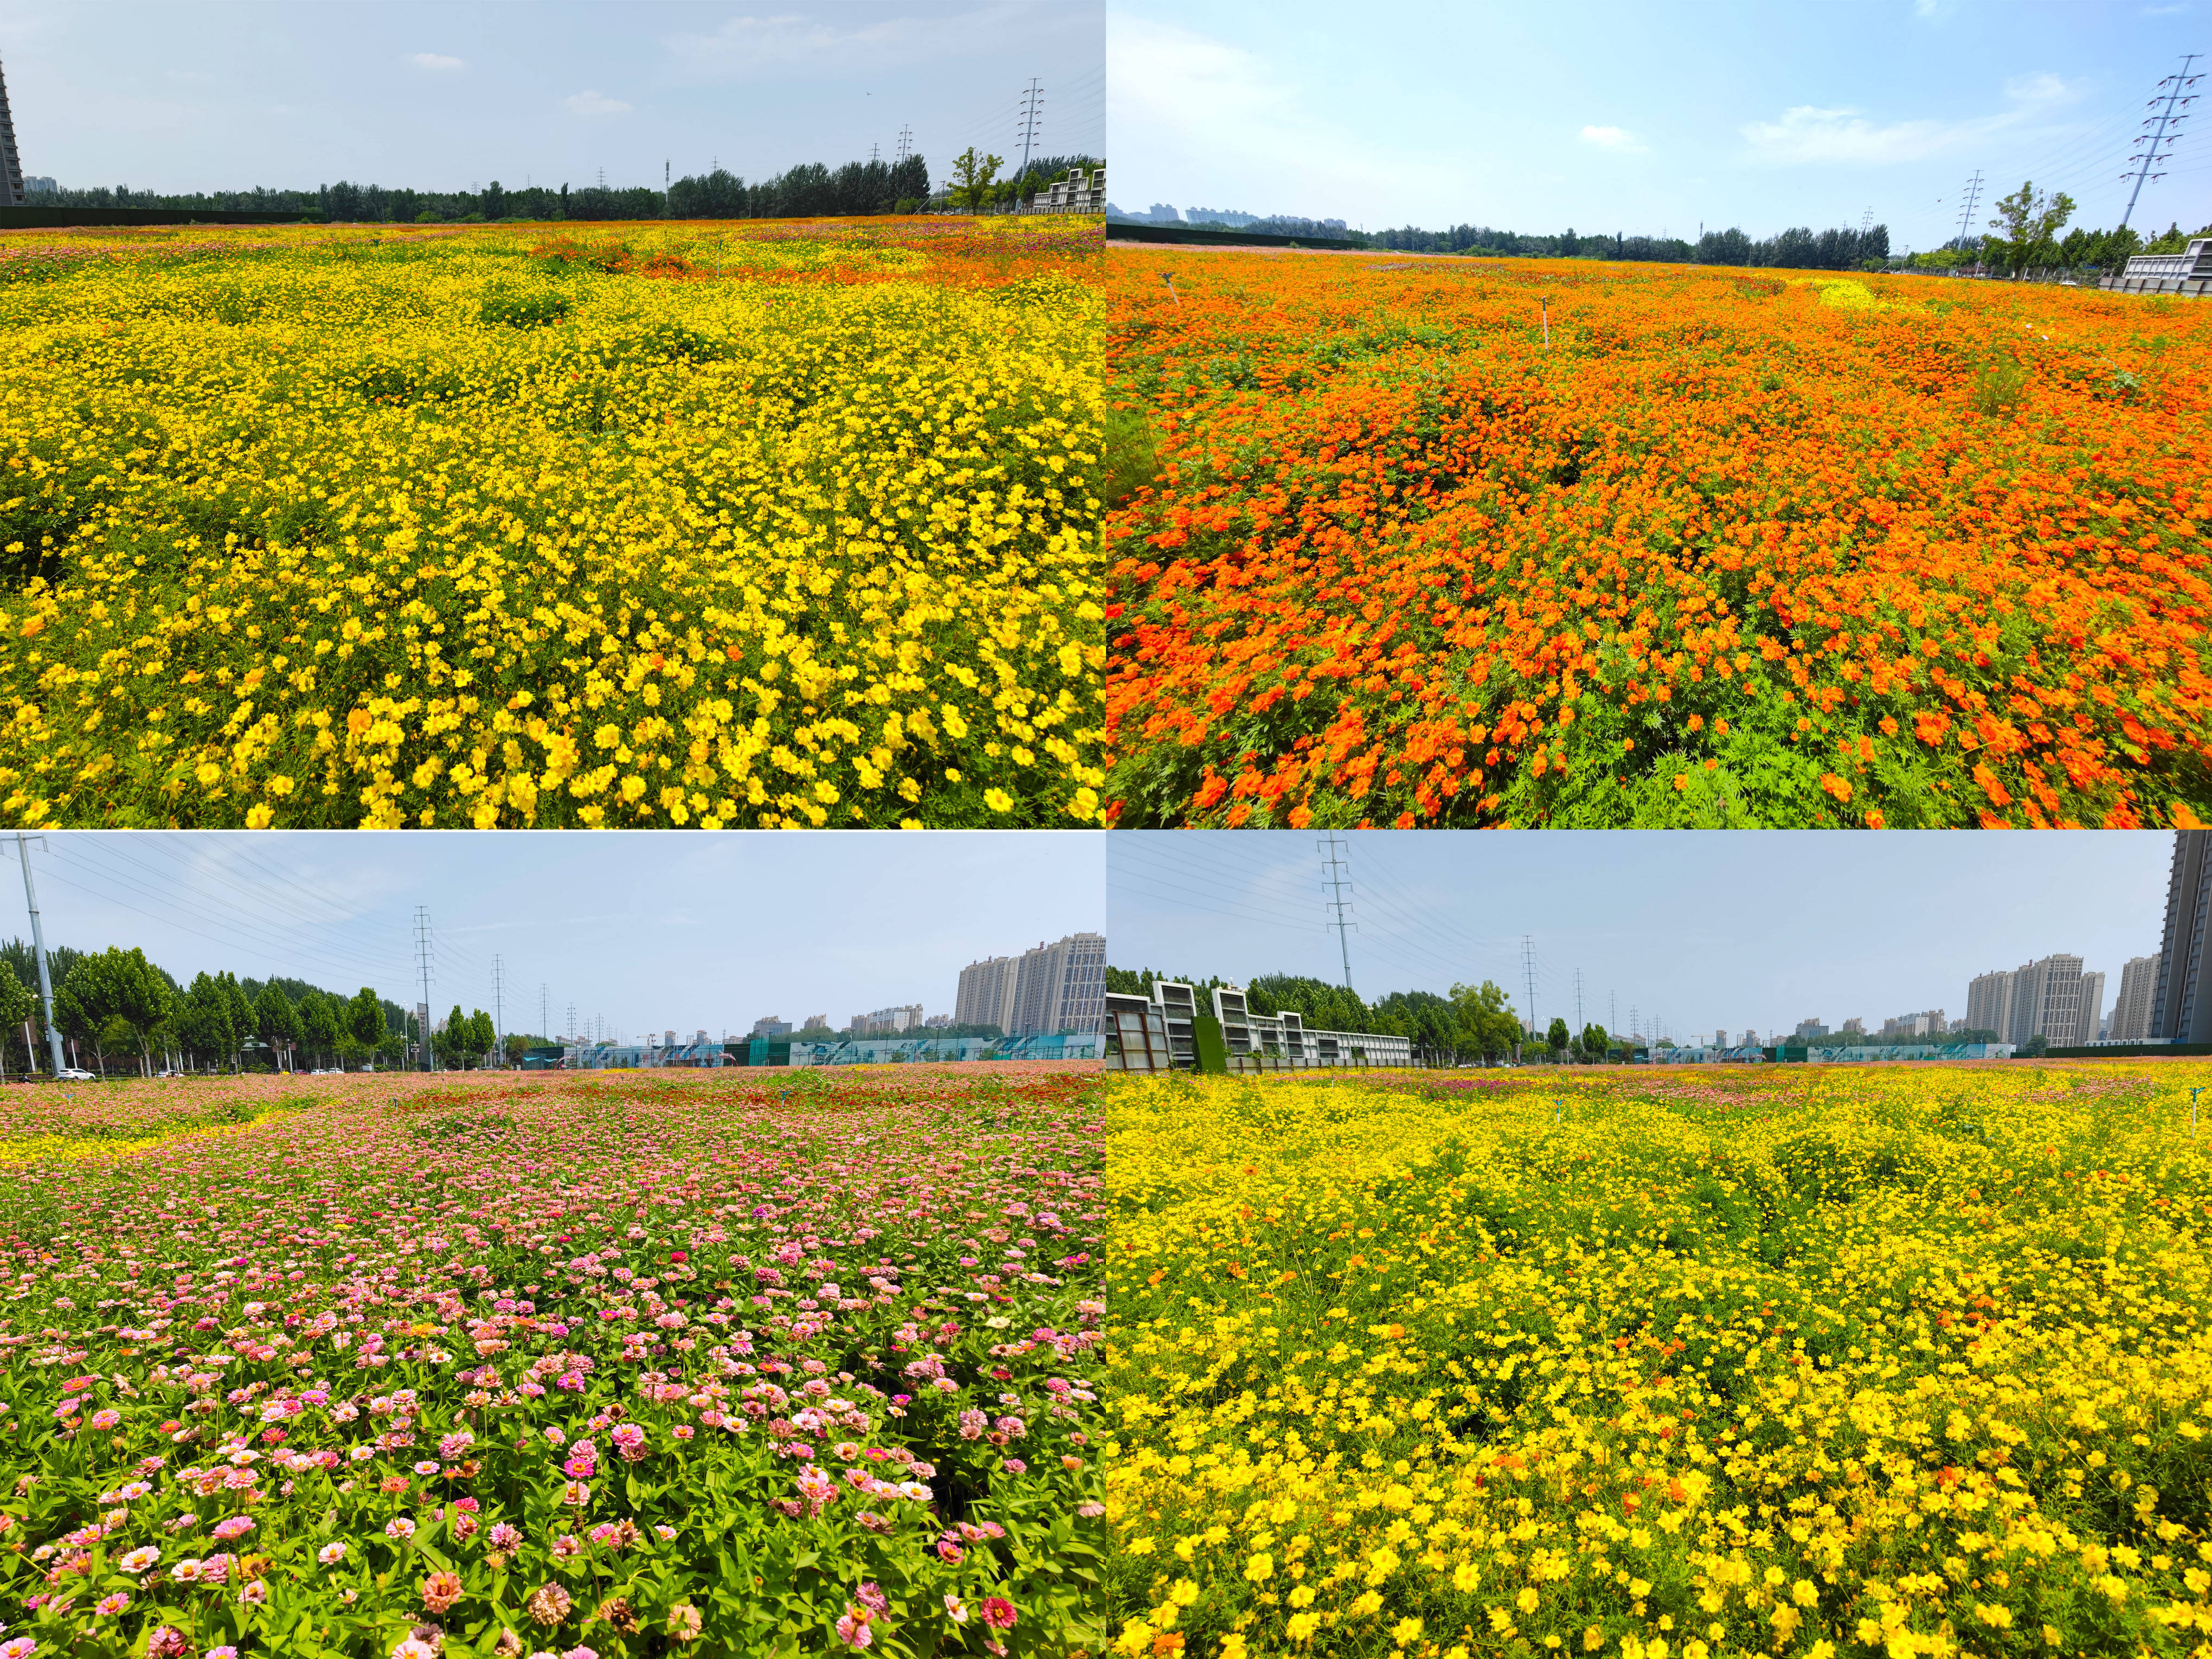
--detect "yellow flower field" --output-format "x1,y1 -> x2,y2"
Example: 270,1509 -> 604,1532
0,218 -> 1105,827
1106,1065 -> 2212,1659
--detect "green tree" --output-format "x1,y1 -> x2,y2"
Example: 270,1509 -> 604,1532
298,989 -> 338,1069
948,147 -> 1002,214
219,973 -> 255,1071
1988,180 -> 2076,274
1546,1016 -> 1571,1054
54,947 -> 171,1076
179,972 -> 232,1071
1448,980 -> 1520,1065
255,982 -> 300,1070
468,1009 -> 497,1066
0,967 -> 33,1073
348,986 -> 386,1053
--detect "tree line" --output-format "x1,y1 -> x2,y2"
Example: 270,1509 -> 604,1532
33,150 -> 1101,225
1364,220 -> 1894,269
0,939 -> 506,1077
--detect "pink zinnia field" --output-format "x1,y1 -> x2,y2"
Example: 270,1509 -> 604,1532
0,1069 -> 1107,1657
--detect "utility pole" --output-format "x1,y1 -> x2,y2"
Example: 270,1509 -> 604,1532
1951,170 -> 1984,253
1318,834 -> 1357,990
413,906 -> 435,1072
1016,78 -> 1044,183
2122,54 -> 2202,228
1521,937 -> 1538,1038
492,954 -> 506,1069
9,834 -> 64,1076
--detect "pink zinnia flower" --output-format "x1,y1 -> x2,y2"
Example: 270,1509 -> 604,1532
490,1522 -> 523,1549
96,1592 -> 132,1616
210,1516 -> 254,1541
833,1607 -> 873,1650
981,1597 -> 1017,1631
943,1595 -> 969,1625
147,1629 -> 189,1659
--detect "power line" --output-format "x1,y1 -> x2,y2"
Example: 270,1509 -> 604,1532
2121,53 -> 2203,228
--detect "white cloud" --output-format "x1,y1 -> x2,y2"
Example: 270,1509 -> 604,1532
1741,74 -> 2081,164
1107,12 -> 1458,222
563,88 -> 633,118
1580,125 -> 1647,153
409,52 -> 465,71
662,6 -> 1052,78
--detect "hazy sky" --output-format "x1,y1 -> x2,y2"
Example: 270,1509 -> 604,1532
1107,831 -> 2175,1044
5,1 -> 1103,194
1109,1 -> 2210,247
3,832 -> 1104,1043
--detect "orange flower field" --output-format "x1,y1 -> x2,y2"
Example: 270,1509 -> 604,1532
1103,248 -> 2212,827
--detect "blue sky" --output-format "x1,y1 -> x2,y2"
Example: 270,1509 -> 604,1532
1107,832 -> 2175,1044
4,832 -> 1103,1043
1109,1 -> 2210,248
5,2 -> 1102,195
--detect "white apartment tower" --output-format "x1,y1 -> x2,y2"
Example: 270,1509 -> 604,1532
2110,954 -> 2159,1041
958,933 -> 1105,1036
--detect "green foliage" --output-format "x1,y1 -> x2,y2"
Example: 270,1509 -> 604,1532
1967,346 -> 2029,419
948,147 -> 1005,215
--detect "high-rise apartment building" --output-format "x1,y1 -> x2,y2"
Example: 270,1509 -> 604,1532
2110,954 -> 2159,1041
955,954 -> 1021,1031
852,1004 -> 925,1036
0,52 -> 25,208
2153,831 -> 2212,1041
957,933 -> 1105,1035
1973,956 -> 2096,1047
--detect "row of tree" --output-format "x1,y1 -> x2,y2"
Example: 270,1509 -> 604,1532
1362,220 -> 1893,269
33,151 -> 1102,224
0,940 -> 505,1077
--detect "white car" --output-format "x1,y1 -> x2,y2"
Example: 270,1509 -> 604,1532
56,1068 -> 95,1081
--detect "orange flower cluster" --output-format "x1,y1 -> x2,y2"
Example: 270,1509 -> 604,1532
1104,250 -> 2212,827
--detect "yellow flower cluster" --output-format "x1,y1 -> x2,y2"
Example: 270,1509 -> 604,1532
1105,1065 -> 2212,1659
0,220 -> 1104,826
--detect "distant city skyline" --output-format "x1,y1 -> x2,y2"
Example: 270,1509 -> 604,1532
1106,830 -> 2172,1044
5,1 -> 1102,195
5,831 -> 1103,1043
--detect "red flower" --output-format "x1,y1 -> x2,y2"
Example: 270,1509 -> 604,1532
981,1597 -> 1018,1631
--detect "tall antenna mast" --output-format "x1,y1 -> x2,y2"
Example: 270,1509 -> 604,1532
1317,834 -> 1357,990
2121,54 -> 2203,228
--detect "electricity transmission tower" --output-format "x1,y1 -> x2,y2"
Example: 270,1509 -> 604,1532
1318,835 -> 1357,990
2122,54 -> 2203,228
413,907 -> 436,1072
1016,79 -> 1044,181
567,1003 -> 578,1046
1951,170 -> 1984,253
492,955 -> 506,1069
896,124 -> 913,163
1574,968 -> 1584,1034
1521,937 -> 1538,1037
540,984 -> 549,1043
